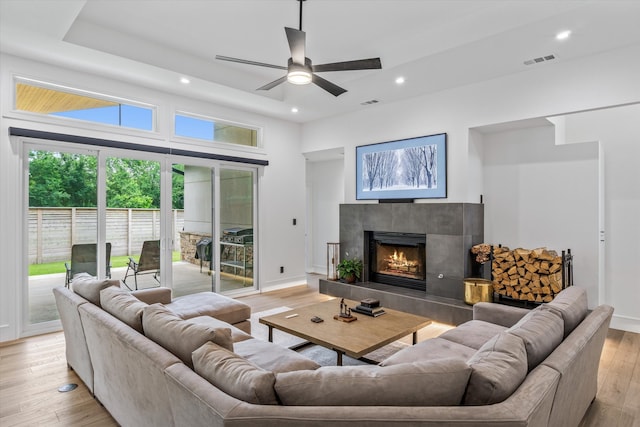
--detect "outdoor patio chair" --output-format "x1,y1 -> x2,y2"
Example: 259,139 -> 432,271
65,243 -> 112,288
123,239 -> 161,290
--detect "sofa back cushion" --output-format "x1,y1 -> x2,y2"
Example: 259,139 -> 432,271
547,286 -> 588,337
464,332 -> 528,405
508,305 -> 564,371
100,286 -> 147,333
193,342 -> 279,405
142,304 -> 233,368
72,272 -> 120,307
275,359 -> 471,406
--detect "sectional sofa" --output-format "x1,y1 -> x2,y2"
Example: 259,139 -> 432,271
54,274 -> 612,427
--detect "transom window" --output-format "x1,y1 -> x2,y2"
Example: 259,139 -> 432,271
15,78 -> 155,131
175,112 -> 258,147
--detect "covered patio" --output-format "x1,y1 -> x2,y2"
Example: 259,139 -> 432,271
28,261 -> 253,324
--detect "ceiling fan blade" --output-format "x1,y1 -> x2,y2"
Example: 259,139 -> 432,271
312,74 -> 347,97
257,75 -> 288,91
285,27 -> 306,64
312,58 -> 382,73
216,55 -> 287,70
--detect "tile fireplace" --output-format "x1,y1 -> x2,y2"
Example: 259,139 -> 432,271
319,202 -> 484,325
339,202 -> 484,301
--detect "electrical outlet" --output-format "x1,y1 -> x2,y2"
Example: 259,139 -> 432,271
293,218 -> 297,225
280,266 -> 284,273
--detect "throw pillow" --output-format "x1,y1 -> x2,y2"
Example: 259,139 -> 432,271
463,332 -> 528,405
71,272 -> 120,306
508,305 -> 564,371
275,359 -> 471,406
142,304 -> 233,368
193,342 -> 278,405
100,286 -> 147,333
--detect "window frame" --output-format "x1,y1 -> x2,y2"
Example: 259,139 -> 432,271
12,76 -> 158,134
173,110 -> 263,152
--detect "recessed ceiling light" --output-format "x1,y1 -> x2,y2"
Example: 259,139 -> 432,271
556,30 -> 571,40
180,77 -> 190,84
291,107 -> 299,113
395,76 -> 406,85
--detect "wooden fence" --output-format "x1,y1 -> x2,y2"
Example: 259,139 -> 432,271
28,208 -> 184,264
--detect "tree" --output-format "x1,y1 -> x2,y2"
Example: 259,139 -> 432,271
29,151 -> 97,207
106,158 -> 157,208
364,150 -> 398,191
171,164 -> 185,209
418,144 -> 437,188
402,147 -> 424,188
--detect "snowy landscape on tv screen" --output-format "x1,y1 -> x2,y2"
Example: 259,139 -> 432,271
356,133 -> 446,200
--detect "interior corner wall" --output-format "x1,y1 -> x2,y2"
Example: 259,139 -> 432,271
481,125 -> 600,308
306,158 -> 344,274
562,104 -> 640,332
301,44 -> 640,332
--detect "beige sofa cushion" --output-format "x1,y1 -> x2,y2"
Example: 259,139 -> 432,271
187,315 -> 252,343
167,291 -> 251,323
464,332 -> 528,405
100,286 -> 147,333
508,305 -> 564,371
234,338 -> 320,373
548,286 -> 588,337
380,337 -> 476,366
275,359 -> 471,406
72,272 -> 120,307
438,320 -> 508,350
193,342 -> 279,405
142,304 -> 233,368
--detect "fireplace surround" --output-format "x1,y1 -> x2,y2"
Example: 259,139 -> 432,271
340,203 -> 484,299
320,202 -> 484,324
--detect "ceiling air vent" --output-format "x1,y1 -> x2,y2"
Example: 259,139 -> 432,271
361,99 -> 379,105
524,54 -> 556,66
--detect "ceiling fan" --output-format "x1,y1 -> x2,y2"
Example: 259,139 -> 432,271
215,0 -> 382,97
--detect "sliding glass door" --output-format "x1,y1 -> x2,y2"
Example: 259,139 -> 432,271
26,146 -> 98,326
24,142 -> 259,333
171,162 -> 215,297
218,167 -> 256,293
104,156 -> 162,290
171,164 -> 258,296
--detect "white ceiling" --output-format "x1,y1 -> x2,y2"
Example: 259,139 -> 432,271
2,0 -> 640,123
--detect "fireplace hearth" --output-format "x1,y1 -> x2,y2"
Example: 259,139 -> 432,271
368,231 -> 426,291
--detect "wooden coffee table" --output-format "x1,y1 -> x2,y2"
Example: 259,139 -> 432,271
258,298 -> 431,365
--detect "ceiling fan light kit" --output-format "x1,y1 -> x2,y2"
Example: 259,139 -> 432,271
215,0 -> 382,96
287,58 -> 313,85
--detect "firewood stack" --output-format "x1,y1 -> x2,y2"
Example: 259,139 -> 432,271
492,246 -> 564,303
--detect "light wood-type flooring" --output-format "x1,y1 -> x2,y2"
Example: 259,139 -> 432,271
1,280 -> 638,426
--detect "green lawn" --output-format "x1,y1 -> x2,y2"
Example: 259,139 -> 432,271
29,252 -> 182,276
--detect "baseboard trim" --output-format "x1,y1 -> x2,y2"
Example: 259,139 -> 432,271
610,314 -> 640,333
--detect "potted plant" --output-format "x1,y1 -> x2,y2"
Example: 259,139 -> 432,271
336,258 -> 363,284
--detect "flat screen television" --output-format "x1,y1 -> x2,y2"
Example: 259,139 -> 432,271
356,133 -> 447,201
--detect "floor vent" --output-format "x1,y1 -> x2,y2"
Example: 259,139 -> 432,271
524,54 -> 556,66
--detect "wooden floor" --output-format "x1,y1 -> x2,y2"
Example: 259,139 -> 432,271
1,282 -> 638,426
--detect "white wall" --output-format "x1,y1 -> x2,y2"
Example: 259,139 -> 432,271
0,53 -> 305,341
302,44 -> 640,332
305,158 -> 344,274
563,105 -> 640,332
480,124 -> 600,308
